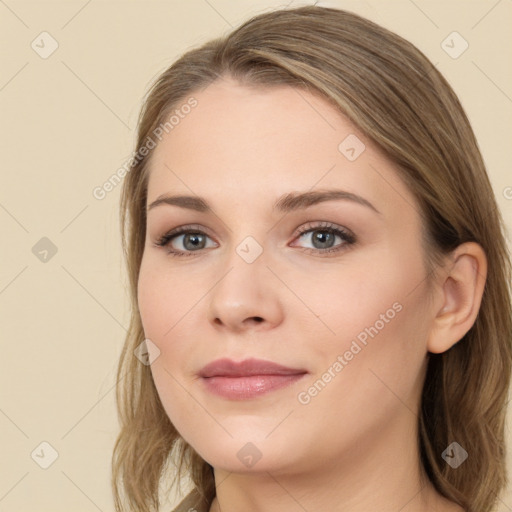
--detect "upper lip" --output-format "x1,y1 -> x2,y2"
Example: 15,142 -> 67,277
199,358 -> 307,378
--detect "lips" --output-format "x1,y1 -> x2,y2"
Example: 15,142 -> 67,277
199,357 -> 307,377
198,358 -> 308,400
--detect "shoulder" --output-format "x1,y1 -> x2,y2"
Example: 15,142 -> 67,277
170,488 -> 211,512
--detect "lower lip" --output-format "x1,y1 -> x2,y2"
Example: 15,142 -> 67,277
201,374 -> 307,400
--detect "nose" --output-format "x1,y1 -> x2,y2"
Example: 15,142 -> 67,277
207,248 -> 284,333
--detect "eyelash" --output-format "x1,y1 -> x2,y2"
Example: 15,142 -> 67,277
153,221 -> 356,258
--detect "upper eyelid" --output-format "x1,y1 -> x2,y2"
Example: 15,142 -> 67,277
160,221 -> 349,236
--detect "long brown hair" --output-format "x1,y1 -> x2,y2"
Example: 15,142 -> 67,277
112,6 -> 512,512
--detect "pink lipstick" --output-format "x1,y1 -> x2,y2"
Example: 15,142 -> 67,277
199,358 -> 307,400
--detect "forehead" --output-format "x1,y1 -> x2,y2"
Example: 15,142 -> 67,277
146,78 -> 418,220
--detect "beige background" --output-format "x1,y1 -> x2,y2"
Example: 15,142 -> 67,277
0,0 -> 511,510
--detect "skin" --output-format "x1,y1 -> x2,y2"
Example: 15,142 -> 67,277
137,76 -> 486,512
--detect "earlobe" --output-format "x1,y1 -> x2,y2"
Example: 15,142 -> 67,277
426,242 -> 487,354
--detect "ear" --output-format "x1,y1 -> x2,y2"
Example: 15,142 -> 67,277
427,242 -> 487,354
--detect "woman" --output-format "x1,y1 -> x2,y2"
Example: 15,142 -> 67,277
111,5 -> 512,512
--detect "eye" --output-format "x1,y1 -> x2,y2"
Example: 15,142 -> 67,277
153,221 -> 356,257
291,221 -> 356,255
154,224 -> 216,257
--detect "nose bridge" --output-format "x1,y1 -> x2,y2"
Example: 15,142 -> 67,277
207,232 -> 283,330
215,233 -> 268,302
219,212 -> 269,276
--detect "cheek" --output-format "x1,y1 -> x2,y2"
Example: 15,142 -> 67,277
300,284 -> 429,439
291,298 -> 428,463
310,241 -> 426,348
295,246 -> 428,406
137,260 -> 210,432
285,257 -> 403,356
137,257 -> 204,340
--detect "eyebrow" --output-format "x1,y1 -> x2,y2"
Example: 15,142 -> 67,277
147,189 -> 381,215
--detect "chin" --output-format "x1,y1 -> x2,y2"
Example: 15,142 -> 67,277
189,434 -> 302,475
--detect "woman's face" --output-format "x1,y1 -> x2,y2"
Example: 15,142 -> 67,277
138,77 -> 437,475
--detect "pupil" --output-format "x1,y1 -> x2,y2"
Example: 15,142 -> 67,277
184,233 -> 204,250
314,231 -> 333,249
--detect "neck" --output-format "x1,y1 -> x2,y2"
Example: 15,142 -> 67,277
207,410 -> 460,512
